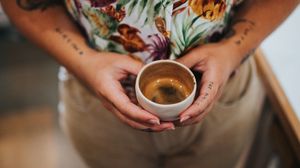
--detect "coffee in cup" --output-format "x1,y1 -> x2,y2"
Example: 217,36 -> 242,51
135,60 -> 196,121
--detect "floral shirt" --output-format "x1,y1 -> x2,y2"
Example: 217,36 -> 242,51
64,0 -> 244,63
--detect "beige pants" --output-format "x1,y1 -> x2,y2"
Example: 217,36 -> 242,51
59,58 -> 265,168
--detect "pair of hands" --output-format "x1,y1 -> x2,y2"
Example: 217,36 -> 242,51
77,42 -> 242,132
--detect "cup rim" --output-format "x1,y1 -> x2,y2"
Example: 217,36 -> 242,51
135,60 -> 197,107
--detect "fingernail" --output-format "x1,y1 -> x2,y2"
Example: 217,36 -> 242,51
180,116 -> 191,123
148,119 -> 160,125
166,126 -> 176,131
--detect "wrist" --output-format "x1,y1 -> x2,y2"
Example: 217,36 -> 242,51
219,38 -> 255,69
63,49 -> 101,81
220,18 -> 259,68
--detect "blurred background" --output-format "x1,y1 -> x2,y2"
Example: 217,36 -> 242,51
0,4 -> 87,168
0,3 -> 299,168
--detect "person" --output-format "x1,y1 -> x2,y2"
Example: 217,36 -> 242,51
1,0 -> 298,167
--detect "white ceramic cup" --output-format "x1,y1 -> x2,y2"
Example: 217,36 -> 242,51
135,60 -> 197,121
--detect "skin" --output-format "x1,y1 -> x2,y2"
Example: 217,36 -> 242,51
177,0 -> 299,125
1,0 -> 299,131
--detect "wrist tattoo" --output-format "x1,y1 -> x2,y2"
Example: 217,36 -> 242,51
55,27 -> 84,56
16,0 -> 62,11
225,19 -> 256,46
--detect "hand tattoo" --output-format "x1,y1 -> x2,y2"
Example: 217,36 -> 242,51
16,0 -> 62,11
55,27 -> 85,56
203,92 -> 209,100
202,82 -> 214,101
208,81 -> 214,90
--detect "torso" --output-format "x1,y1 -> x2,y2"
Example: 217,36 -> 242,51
64,0 -> 244,63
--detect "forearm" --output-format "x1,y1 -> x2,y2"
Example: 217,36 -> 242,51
1,0 -> 97,76
224,0 -> 299,67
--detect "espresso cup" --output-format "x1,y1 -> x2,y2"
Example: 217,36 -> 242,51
135,60 -> 197,121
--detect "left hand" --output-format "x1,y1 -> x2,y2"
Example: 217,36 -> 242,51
176,41 -> 243,126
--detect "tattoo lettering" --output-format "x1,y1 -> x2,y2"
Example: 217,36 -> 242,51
198,81 -> 214,102
203,92 -> 209,100
55,28 -> 84,56
195,91 -> 209,106
225,19 -> 256,46
16,0 -> 62,11
208,81 -> 214,90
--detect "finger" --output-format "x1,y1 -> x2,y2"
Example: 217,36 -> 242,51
113,103 -> 175,131
99,95 -> 151,128
118,58 -> 144,75
182,101 -> 215,126
176,51 -> 200,68
101,96 -> 175,131
179,74 -> 219,122
175,99 -> 214,127
115,107 -> 174,131
114,106 -> 149,130
180,81 -> 225,126
101,80 -> 161,126
151,122 -> 176,132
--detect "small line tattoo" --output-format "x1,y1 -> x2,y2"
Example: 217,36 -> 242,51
203,92 -> 209,100
235,40 -> 241,45
55,28 -> 85,56
208,82 -> 214,90
225,18 -> 256,46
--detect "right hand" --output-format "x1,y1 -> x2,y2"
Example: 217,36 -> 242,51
74,52 -> 175,132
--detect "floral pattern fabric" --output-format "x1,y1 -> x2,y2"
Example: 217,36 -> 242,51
64,0 -> 244,63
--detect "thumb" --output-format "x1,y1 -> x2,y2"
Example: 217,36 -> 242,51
121,58 -> 144,75
176,52 -> 198,68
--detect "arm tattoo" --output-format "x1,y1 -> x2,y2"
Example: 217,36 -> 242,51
55,27 -> 85,56
16,0 -> 62,11
225,18 -> 256,46
225,19 -> 256,64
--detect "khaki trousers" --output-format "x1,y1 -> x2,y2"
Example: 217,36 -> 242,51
59,58 -> 265,168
